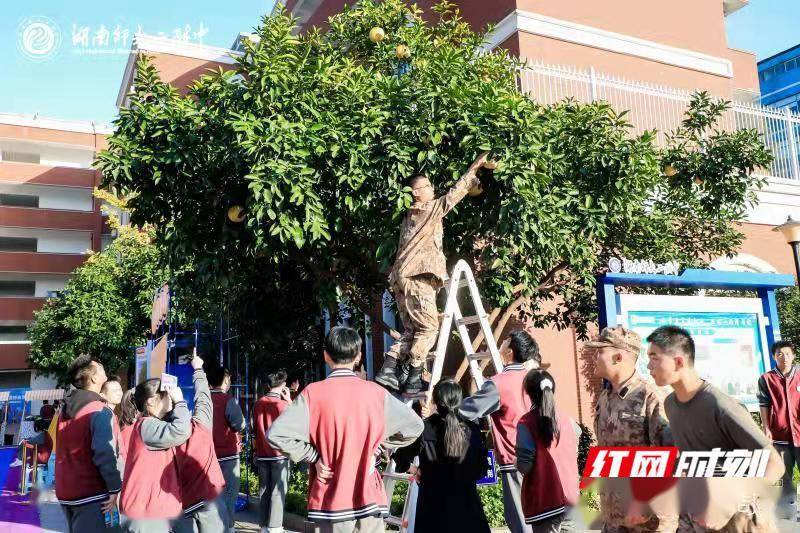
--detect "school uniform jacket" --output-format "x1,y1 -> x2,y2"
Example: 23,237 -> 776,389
516,410 -> 579,524
253,392 -> 289,461
119,399 -> 192,519
267,368 -> 423,522
55,389 -> 122,506
758,365 -> 800,446
459,363 -> 531,472
176,369 -> 226,513
211,390 -> 245,461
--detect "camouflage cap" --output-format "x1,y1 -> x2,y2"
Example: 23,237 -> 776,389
585,326 -> 642,354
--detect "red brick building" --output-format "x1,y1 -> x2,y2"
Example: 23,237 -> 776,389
0,114 -> 110,393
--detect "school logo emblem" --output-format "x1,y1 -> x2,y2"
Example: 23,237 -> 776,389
18,17 -> 61,61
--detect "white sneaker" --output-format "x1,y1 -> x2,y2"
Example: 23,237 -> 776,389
9,459 -> 23,467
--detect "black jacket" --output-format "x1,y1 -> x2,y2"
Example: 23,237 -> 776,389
394,414 -> 491,533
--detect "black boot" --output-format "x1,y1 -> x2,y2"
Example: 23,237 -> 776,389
402,364 -> 428,395
375,356 -> 401,392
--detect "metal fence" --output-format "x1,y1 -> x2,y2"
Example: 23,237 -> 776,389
518,62 -> 800,181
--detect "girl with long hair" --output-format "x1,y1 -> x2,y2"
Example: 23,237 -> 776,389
118,369 -> 192,532
395,379 -> 491,532
516,370 -> 581,532
117,389 -> 138,469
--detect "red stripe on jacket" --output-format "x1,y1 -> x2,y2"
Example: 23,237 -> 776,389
520,410 -> 579,521
761,368 -> 800,444
211,392 -> 241,459
491,367 -> 531,466
55,400 -> 109,504
254,394 -> 289,459
304,374 -> 388,519
119,424 -> 135,465
176,420 -> 226,508
119,418 -> 182,519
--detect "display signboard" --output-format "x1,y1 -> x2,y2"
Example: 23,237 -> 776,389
618,294 -> 770,411
151,284 -> 170,334
149,336 -> 168,379
134,345 -> 148,385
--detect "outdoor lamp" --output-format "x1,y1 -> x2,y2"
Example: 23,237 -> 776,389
773,215 -> 800,280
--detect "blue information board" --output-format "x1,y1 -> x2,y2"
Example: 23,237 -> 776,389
619,294 -> 772,411
477,449 -> 498,486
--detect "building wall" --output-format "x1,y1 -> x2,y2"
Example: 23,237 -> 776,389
0,119 -> 106,375
146,53 -> 235,97
758,45 -> 800,109
515,32 -> 732,96
516,0 -> 728,58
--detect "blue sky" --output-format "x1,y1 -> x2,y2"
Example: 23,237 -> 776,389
1,1 -> 277,124
0,1 -> 795,125
726,0 -> 800,61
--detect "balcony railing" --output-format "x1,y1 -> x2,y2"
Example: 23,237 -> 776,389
518,62 -> 800,181
0,161 -> 97,188
0,296 -> 46,321
0,251 -> 87,274
0,205 -> 98,231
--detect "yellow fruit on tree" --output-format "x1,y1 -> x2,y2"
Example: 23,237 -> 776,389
664,165 -> 678,177
396,44 -> 411,59
369,27 -> 385,43
227,205 -> 246,223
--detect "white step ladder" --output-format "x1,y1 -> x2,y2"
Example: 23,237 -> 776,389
383,260 -> 505,532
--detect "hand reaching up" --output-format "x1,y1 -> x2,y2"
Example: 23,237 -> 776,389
191,348 -> 204,370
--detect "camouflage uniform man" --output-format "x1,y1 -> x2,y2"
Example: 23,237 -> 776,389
375,152 -> 489,394
587,326 -> 678,533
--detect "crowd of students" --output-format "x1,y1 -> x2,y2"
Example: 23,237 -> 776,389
45,322 -> 799,533
52,350 -> 245,533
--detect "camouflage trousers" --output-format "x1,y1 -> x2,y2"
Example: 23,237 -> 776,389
386,275 -> 440,368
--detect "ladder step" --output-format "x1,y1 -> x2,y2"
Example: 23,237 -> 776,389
445,278 -> 471,291
386,516 -> 404,527
468,351 -> 492,361
456,315 -> 486,326
383,471 -> 414,482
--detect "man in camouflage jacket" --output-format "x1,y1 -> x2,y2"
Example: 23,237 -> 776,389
587,326 -> 678,533
375,152 -> 489,394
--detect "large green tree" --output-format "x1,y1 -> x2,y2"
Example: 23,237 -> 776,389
96,0 -> 771,357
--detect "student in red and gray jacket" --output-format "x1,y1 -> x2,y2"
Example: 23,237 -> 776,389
516,370 -> 580,533
55,355 -> 122,533
253,369 -> 292,533
758,340 -> 800,520
119,370 -> 192,532
173,351 -> 227,533
459,329 -> 540,533
209,365 -> 246,533
268,326 -> 423,533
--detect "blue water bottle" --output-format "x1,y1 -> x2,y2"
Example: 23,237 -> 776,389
104,508 -> 120,528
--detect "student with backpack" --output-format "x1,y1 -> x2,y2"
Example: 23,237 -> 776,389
516,370 -> 580,533
395,379 -> 491,533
